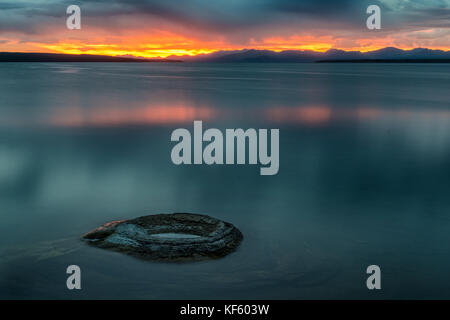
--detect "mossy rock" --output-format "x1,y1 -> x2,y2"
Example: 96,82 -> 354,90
82,213 -> 243,262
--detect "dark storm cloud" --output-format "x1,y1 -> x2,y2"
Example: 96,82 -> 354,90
400,7 -> 450,28
272,0 -> 366,14
0,3 -> 26,10
0,0 -> 449,34
73,0 -> 382,29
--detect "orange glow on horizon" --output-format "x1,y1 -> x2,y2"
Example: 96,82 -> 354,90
30,42 -> 450,59
2,28 -> 447,59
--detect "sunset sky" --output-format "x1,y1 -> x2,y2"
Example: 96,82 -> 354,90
0,0 -> 449,58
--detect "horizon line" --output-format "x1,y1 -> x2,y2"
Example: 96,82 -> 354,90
2,46 -> 450,60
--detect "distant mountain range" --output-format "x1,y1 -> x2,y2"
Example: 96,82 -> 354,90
169,47 -> 450,62
1,48 -> 450,63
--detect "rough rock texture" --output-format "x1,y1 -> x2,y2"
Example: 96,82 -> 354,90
82,213 -> 243,262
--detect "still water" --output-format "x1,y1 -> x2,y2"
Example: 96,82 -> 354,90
0,62 -> 449,299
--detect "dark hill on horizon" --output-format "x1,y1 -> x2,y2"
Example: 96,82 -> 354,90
0,52 -> 181,62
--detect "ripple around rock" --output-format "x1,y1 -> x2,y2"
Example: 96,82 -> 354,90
82,213 -> 243,262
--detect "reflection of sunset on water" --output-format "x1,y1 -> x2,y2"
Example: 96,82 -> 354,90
4,105 -> 450,128
266,106 -> 332,125
266,106 -> 450,125
356,108 -> 450,121
49,105 -> 216,127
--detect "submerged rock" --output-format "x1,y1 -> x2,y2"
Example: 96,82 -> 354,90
82,213 -> 243,262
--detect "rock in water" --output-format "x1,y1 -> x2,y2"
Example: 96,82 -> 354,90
82,213 -> 243,262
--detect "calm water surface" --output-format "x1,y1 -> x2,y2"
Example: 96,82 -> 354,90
0,62 -> 450,299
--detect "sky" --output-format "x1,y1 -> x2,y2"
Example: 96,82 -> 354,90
0,0 -> 449,58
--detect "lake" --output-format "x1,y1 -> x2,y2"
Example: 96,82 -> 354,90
0,62 -> 450,299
